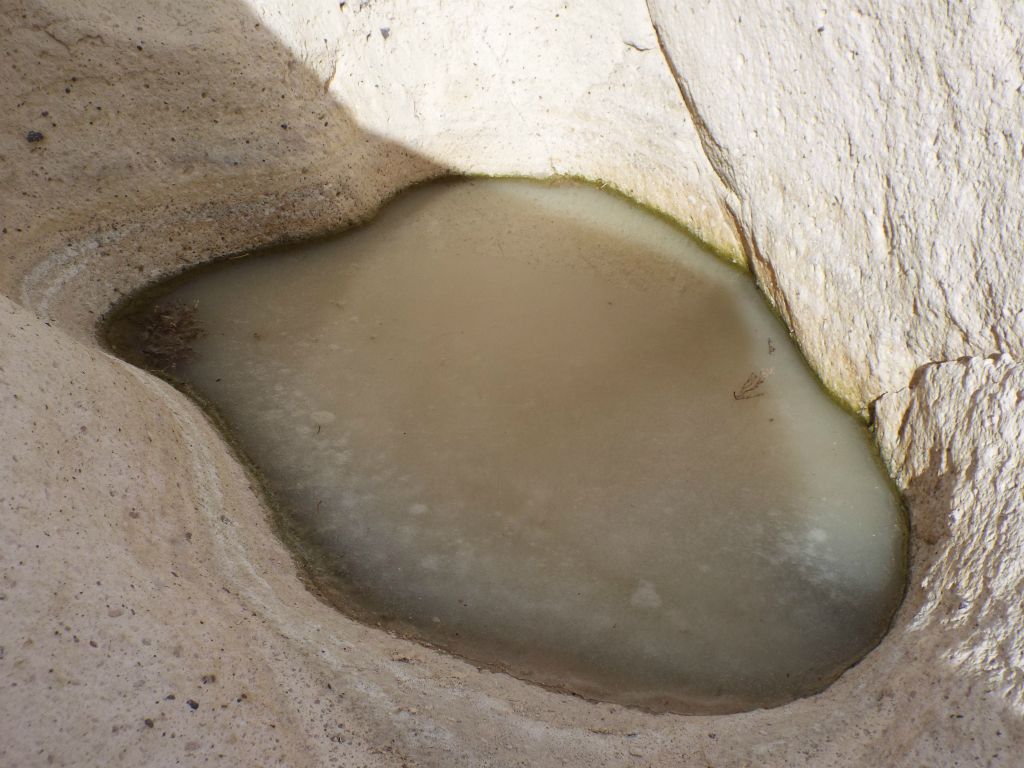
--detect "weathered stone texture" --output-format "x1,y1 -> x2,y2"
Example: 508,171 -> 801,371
1,0 -> 1021,765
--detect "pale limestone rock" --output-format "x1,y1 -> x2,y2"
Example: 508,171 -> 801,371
648,0 -> 1024,409
3,0 -> 737,332
876,354 -> 1024,711
249,0 -> 739,255
1,0 -> 1022,765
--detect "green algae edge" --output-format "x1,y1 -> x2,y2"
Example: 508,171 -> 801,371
480,173 -> 877,421
96,173 -> 910,712
489,172 -> 746,267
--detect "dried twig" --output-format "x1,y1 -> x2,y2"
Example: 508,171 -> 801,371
733,371 -> 766,400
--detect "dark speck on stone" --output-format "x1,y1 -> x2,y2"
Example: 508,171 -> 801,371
187,699 -> 199,710
26,131 -> 44,143
380,27 -> 390,39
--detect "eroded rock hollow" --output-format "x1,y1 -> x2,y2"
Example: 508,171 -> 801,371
2,1 -> 1021,766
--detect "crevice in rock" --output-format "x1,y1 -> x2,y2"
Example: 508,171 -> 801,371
643,1 -> 795,334
644,1 -> 738,200
870,352 -> 1018,424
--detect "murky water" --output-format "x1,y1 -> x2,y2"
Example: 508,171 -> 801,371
107,179 -> 906,713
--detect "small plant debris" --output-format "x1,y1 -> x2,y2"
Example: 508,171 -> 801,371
139,300 -> 204,370
733,371 -> 769,400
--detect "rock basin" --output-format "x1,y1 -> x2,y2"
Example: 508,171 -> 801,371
2,1 -> 1022,766
105,178 -> 906,714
